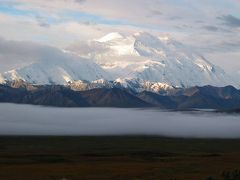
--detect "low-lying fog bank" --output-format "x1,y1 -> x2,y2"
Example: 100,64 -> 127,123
0,103 -> 239,138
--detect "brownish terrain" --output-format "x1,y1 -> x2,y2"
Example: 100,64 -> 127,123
0,136 -> 240,180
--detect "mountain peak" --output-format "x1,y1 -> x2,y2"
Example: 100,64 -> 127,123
134,31 -> 154,37
1,32 -> 238,89
133,32 -> 172,42
133,32 -> 160,43
97,32 -> 124,42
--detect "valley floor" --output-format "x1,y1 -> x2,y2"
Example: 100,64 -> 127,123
0,136 -> 240,180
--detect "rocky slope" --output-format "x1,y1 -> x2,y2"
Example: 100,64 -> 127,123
1,82 -> 240,109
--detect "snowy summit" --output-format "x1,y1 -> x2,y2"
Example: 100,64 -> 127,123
0,32 -> 238,90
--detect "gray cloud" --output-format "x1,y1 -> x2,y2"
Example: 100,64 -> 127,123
0,37 -> 69,72
169,16 -> 182,20
80,21 -> 97,26
38,21 -> 50,27
35,16 -> 50,28
149,9 -> 163,16
74,0 -> 86,3
218,14 -> 240,27
202,25 -> 219,32
195,20 -> 204,24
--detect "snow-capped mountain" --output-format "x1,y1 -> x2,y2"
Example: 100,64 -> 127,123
1,49 -> 111,85
0,32 -> 238,92
67,32 -> 237,88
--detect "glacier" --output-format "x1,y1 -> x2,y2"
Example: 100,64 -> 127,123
0,32 -> 238,91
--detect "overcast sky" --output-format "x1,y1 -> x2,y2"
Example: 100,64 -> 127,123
0,0 -> 240,74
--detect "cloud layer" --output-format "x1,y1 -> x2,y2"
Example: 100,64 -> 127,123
0,0 -> 239,74
1,104 -> 240,138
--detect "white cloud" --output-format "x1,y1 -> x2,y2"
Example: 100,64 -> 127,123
0,37 -> 45,72
0,0 -> 239,73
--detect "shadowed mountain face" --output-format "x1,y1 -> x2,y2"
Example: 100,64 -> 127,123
137,91 -> 179,109
0,85 -> 150,108
177,86 -> 240,109
0,82 -> 240,110
79,88 -> 150,107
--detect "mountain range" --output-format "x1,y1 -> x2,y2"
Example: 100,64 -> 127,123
0,32 -> 238,91
1,80 -> 240,110
0,32 -> 239,109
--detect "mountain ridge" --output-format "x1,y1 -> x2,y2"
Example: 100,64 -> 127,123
67,32 -> 239,88
1,81 -> 240,109
0,32 -> 238,89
